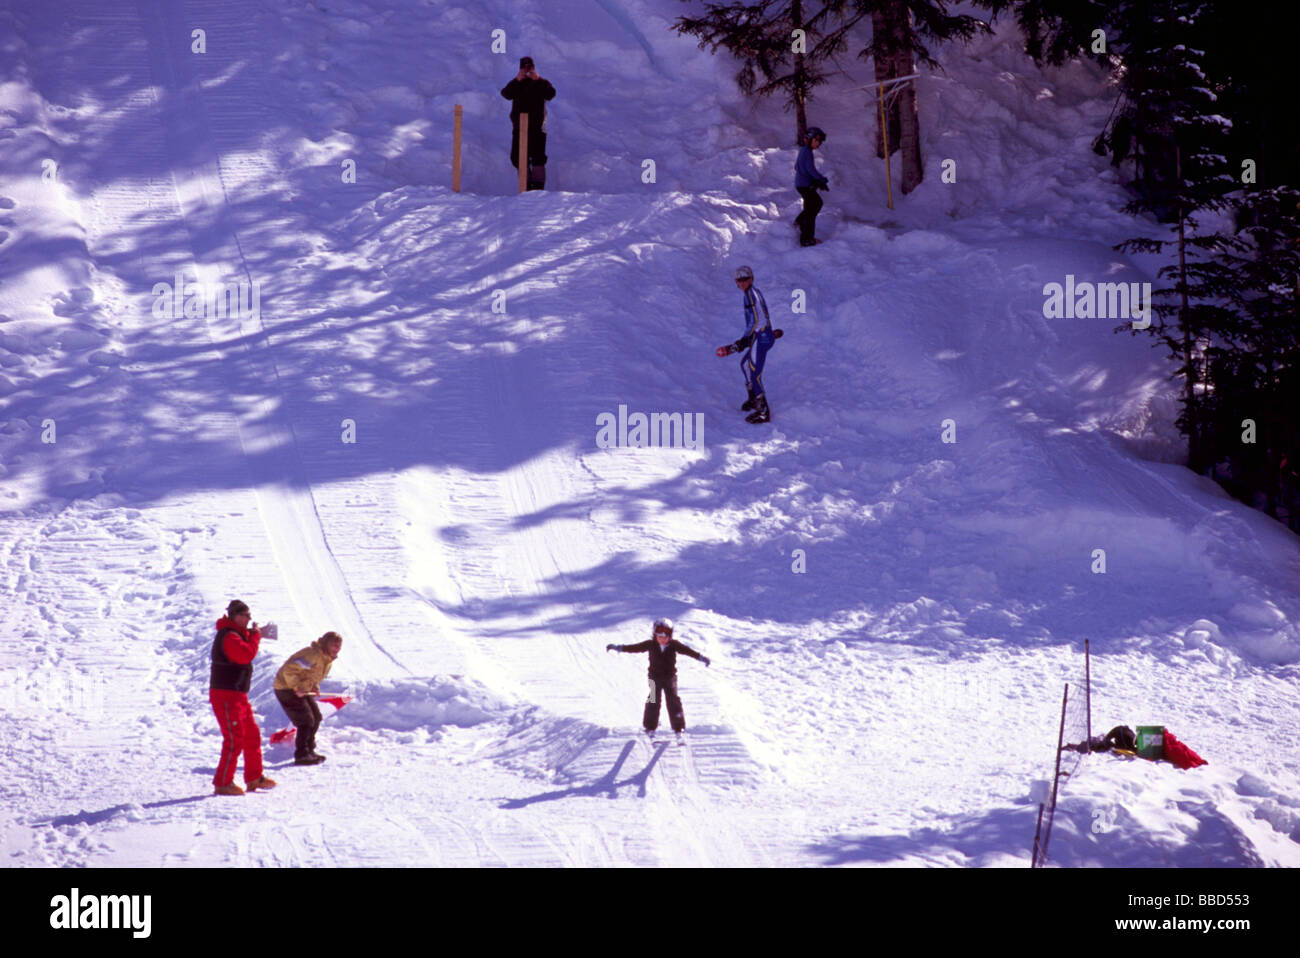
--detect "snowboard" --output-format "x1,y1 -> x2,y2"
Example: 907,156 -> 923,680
716,328 -> 783,357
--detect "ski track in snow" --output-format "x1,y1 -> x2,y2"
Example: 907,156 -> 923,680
1,0 -> 1298,868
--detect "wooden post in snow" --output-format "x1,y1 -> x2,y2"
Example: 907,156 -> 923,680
1031,802 -> 1045,868
1039,683 -> 1070,865
452,105 -> 463,193
518,113 -> 529,193
1085,639 -> 1092,753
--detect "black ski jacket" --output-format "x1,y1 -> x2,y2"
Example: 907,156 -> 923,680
615,639 -> 705,680
501,77 -> 556,131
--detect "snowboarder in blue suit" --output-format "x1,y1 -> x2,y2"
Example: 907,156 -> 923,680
731,265 -> 776,424
795,126 -> 829,247
607,618 -> 709,737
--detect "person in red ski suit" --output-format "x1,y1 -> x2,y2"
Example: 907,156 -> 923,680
209,599 -> 276,795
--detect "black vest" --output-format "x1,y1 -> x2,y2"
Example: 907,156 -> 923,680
210,628 -> 253,692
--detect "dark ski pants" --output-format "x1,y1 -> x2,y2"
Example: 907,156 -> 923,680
509,125 -> 548,167
741,334 -> 772,400
275,688 -> 322,758
643,676 -> 686,733
795,186 -> 823,243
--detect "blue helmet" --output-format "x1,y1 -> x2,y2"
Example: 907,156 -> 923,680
804,127 -> 826,144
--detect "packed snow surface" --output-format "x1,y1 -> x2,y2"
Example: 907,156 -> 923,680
2,0 -> 1298,867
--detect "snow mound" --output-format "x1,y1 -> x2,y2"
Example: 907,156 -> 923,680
332,676 -> 512,732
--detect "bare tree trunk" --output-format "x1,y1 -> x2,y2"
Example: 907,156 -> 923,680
890,2 -> 922,193
897,69 -> 923,193
871,1 -> 923,192
870,9 -> 900,159
793,0 -> 808,142
1175,144 -> 1201,472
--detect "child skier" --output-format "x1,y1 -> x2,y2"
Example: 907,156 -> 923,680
794,126 -> 829,247
606,618 -> 710,740
726,265 -> 776,424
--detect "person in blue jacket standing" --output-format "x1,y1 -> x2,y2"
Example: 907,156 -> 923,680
795,126 -> 829,247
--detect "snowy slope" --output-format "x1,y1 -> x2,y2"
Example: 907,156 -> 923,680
2,0 -> 1298,869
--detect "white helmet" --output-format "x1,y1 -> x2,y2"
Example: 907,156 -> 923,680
652,617 -> 674,637
734,265 -> 753,281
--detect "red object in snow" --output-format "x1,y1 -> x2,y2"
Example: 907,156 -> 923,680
269,694 -> 354,744
1163,730 -> 1207,770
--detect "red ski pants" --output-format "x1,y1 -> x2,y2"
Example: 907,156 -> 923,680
210,690 -> 263,786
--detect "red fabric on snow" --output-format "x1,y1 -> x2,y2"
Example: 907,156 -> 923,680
1163,730 -> 1207,770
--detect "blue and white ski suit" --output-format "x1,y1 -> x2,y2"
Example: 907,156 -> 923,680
737,286 -> 775,399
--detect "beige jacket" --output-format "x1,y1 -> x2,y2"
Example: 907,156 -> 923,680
273,641 -> 335,693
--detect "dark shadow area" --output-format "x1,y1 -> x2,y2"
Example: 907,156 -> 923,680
30,793 -> 210,827
809,802 -> 1038,866
499,739 -> 665,808
1,0 -> 1292,680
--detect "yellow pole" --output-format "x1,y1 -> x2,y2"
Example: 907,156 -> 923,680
518,113 -> 529,193
879,85 -> 894,211
452,104 -> 462,193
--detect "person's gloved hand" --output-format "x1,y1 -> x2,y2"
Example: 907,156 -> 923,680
819,181 -> 830,192
701,655 -> 711,667
606,643 -> 619,652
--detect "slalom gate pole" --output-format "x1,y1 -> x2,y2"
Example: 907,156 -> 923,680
452,104 -> 462,193
1039,683 -> 1069,864
1031,802 -> 1045,868
1085,639 -> 1092,753
518,114 -> 529,193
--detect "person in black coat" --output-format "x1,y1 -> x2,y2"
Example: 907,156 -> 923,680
607,618 -> 710,735
501,56 -> 556,189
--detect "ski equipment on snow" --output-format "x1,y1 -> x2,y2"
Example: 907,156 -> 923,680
269,694 -> 353,744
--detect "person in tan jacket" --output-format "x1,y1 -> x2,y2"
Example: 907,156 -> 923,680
274,632 -> 343,765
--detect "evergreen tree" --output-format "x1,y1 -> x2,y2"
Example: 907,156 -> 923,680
676,1 -> 989,193
674,1 -> 848,143
1010,0 -> 1117,66
839,1 -> 989,193
1215,187 -> 1300,522
1113,0 -> 1238,474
